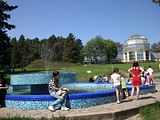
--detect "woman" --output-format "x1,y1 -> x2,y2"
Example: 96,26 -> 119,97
128,61 -> 144,100
111,68 -> 122,104
0,73 -> 8,107
48,71 -> 69,112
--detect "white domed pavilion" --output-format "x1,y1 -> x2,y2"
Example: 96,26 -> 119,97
123,34 -> 151,62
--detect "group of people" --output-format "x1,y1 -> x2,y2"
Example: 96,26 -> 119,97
141,66 -> 154,86
88,74 -> 109,82
0,61 -> 154,111
111,61 -> 154,104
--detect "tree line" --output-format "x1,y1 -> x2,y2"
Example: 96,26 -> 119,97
10,33 -> 83,69
0,0 -> 160,72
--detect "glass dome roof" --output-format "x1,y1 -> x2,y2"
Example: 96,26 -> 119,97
124,34 -> 148,45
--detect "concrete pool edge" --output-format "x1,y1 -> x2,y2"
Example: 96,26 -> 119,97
5,83 -> 156,110
1,91 -> 160,119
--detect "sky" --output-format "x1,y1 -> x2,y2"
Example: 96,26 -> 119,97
6,0 -> 160,45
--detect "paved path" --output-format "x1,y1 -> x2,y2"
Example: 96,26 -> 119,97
0,74 -> 160,120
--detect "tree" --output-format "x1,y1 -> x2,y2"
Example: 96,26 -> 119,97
73,38 -> 84,63
0,0 -> 17,71
83,36 -> 118,64
152,0 -> 160,5
52,36 -> 65,61
116,42 -> 123,52
151,41 -> 160,52
28,37 -> 40,61
46,35 -> 64,62
83,36 -> 105,63
104,40 -> 118,63
16,35 -> 28,70
63,33 -> 83,63
10,37 -> 19,69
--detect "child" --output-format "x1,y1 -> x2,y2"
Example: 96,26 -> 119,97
127,73 -> 132,83
121,77 -> 129,99
111,68 -> 122,104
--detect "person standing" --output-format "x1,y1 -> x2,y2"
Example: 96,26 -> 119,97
0,73 -> 8,108
147,66 -> 154,85
48,71 -> 69,112
111,68 -> 122,104
128,61 -> 144,100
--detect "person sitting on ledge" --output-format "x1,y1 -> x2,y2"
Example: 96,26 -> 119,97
48,71 -> 69,112
88,75 -> 94,82
0,73 -> 8,108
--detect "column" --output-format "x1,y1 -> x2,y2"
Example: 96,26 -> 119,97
149,51 -> 151,60
135,51 -> 137,61
143,51 -> 146,61
127,52 -> 129,62
123,52 -> 125,62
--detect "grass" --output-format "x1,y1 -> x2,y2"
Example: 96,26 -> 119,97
50,62 -> 159,81
46,62 -> 160,82
139,102 -> 160,120
4,61 -> 160,82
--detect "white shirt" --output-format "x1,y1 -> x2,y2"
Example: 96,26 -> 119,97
147,68 -> 153,75
111,73 -> 121,86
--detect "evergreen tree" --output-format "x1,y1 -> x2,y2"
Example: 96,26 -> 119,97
17,35 -> 27,70
0,0 -> 17,71
52,36 -> 65,62
63,33 -> 83,63
29,37 -> 40,61
10,37 -> 19,68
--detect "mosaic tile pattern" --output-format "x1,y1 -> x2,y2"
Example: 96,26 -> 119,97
9,72 -> 76,94
5,84 -> 156,110
62,82 -> 112,93
10,72 -> 76,85
67,95 -> 116,108
5,94 -> 116,110
10,72 -> 52,85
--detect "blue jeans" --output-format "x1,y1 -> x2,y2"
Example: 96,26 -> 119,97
50,92 -> 67,109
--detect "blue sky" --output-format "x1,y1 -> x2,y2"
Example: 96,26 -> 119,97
7,0 -> 160,45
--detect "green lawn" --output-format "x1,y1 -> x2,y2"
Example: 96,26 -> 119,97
6,62 -> 160,82
49,62 -> 160,82
139,102 -> 160,120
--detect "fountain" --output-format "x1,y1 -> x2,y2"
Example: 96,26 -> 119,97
5,72 -> 156,110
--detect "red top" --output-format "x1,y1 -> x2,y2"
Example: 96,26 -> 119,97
131,67 -> 142,86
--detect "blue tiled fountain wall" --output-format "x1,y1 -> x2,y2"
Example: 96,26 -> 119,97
8,72 -> 76,94
10,72 -> 76,85
5,82 -> 156,110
